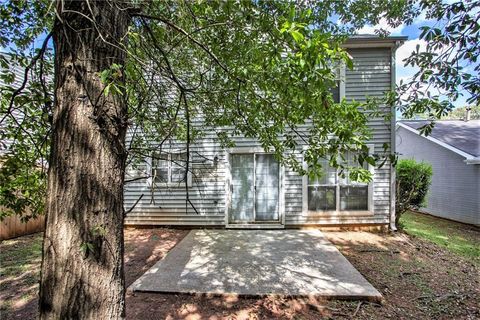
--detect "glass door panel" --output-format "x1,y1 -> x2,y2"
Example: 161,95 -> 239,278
254,154 -> 279,221
230,154 -> 255,222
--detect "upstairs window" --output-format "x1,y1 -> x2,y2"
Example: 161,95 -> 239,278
329,61 -> 344,103
330,84 -> 340,103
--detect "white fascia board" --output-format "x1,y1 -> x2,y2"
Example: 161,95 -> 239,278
396,122 -> 477,161
342,39 -> 406,49
465,158 -> 480,165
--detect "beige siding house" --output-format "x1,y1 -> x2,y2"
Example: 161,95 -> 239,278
124,36 -> 407,229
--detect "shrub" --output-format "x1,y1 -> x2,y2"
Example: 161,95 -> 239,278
395,159 -> 433,227
0,155 -> 46,221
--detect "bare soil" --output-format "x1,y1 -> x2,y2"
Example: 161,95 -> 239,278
1,226 -> 479,319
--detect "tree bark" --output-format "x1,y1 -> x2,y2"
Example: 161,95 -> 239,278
39,1 -> 130,319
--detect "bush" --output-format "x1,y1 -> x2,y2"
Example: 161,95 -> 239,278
395,159 -> 433,227
0,155 -> 46,221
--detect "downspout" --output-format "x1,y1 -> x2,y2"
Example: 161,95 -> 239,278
389,41 -> 401,231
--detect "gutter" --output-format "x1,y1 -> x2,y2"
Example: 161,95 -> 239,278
465,158 -> 480,165
343,36 -> 408,49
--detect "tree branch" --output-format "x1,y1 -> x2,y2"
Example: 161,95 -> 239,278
1,32 -> 53,125
132,13 -> 244,83
125,194 -> 144,215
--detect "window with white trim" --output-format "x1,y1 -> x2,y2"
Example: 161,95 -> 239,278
339,152 -> 369,211
330,61 -> 345,103
306,149 -> 372,212
151,152 -> 191,186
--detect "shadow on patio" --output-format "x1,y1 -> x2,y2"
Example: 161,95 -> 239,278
130,229 -> 382,301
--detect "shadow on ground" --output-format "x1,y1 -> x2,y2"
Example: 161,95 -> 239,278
1,226 -> 479,319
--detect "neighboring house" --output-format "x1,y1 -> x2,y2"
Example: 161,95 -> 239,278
124,35 -> 407,229
396,120 -> 480,226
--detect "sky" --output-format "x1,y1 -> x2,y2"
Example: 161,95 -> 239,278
357,13 -> 469,108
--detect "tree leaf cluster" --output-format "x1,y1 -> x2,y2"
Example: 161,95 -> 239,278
398,0 -> 480,131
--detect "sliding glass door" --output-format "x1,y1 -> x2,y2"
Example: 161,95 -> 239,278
229,153 -> 279,223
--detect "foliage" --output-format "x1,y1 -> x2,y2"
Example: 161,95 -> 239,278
123,1 -> 406,182
1,1 -> 476,220
0,155 -> 46,221
402,105 -> 480,121
397,0 -> 480,134
0,0 -> 419,220
0,51 -> 52,221
395,159 -> 432,227
443,105 -> 480,120
0,0 -> 462,316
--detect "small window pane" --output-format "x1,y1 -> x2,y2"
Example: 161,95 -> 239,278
171,168 -> 186,183
339,151 -> 368,185
152,154 -> 169,183
308,159 -> 336,185
171,152 -> 187,183
308,186 -> 336,211
340,186 -> 368,211
153,168 -> 168,183
330,85 -> 340,103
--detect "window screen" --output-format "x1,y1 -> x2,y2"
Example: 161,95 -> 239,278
307,159 -> 337,211
152,152 -> 187,184
307,151 -> 370,212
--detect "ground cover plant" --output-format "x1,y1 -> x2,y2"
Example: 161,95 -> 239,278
400,211 -> 480,265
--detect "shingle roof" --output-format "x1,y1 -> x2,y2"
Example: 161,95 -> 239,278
399,120 -> 480,157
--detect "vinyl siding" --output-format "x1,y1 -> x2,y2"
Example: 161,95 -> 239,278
396,126 -> 480,226
125,47 -> 394,227
0,60 -> 29,154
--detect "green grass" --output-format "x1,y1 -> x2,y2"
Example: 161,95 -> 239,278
400,211 -> 480,265
0,233 -> 43,278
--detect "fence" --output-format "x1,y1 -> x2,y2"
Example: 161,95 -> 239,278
0,214 -> 45,240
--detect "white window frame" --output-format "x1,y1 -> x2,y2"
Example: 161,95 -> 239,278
331,61 -> 346,102
148,151 -> 192,187
302,144 -> 374,216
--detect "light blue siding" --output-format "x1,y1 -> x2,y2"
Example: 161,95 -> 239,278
125,47 -> 395,227
396,126 -> 480,226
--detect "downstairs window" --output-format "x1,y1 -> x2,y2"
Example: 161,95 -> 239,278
306,149 -> 372,213
151,152 -> 191,186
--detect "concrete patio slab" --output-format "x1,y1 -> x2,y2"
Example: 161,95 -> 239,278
130,229 -> 382,301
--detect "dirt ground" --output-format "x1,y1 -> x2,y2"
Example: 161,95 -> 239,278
1,226 -> 479,319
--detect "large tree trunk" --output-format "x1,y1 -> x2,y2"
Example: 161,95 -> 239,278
39,1 -> 130,319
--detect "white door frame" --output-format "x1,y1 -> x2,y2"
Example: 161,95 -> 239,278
225,147 -> 285,229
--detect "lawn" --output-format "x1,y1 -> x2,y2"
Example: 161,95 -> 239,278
1,217 -> 479,319
400,211 -> 480,265
0,233 -> 43,316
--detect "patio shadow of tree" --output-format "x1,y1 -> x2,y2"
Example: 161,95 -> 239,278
129,230 -> 382,302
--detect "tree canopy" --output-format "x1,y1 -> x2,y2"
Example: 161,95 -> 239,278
0,0 -> 419,220
397,0 -> 479,133
0,1 -> 478,218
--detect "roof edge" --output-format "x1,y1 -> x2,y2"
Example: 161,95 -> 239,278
396,122 -> 478,161
343,35 -> 408,49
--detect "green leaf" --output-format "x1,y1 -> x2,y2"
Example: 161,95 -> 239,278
290,30 -> 304,42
